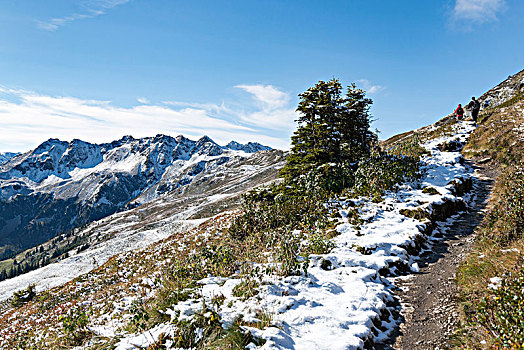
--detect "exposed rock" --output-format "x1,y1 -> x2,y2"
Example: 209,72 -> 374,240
437,139 -> 464,152
0,135 -> 275,259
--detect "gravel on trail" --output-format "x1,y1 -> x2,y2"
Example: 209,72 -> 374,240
390,161 -> 495,350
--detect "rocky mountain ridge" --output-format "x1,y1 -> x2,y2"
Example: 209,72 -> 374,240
479,68 -> 524,107
0,134 -> 272,259
0,153 -> 18,165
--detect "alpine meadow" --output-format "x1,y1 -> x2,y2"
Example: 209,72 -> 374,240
1,1 -> 524,349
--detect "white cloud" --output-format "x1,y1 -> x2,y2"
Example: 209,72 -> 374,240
37,0 -> 131,31
137,97 -> 150,104
235,84 -> 290,110
0,86 -> 295,152
356,79 -> 386,94
453,0 -> 505,22
233,84 -> 297,130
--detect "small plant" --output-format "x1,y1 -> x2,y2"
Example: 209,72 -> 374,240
351,150 -> 423,199
128,300 -> 151,333
399,207 -> 429,220
147,332 -> 172,350
59,306 -> 92,346
232,278 -> 260,300
10,284 -> 36,307
276,234 -> 302,276
306,232 -> 335,255
252,309 -> 273,329
355,245 -> 373,255
422,186 -> 439,195
171,304 -> 259,349
203,318 -> 265,349
474,261 -> 524,348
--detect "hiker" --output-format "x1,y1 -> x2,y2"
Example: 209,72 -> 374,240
483,100 -> 490,109
454,104 -> 464,120
466,96 -> 480,122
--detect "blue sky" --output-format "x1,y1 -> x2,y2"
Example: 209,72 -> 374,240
0,0 -> 523,152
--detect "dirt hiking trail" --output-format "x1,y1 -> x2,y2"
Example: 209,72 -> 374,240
391,161 -> 495,349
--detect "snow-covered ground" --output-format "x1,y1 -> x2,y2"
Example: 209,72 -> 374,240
115,120 -> 477,349
0,144 -> 282,302
0,212 -> 204,301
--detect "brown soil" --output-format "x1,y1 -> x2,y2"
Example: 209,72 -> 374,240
390,161 -> 495,349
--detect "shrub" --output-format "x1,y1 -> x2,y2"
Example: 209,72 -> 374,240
475,261 -> 524,348
59,306 -> 92,346
232,278 -> 260,299
10,284 -> 36,308
482,165 -> 524,245
128,300 -> 151,334
422,186 -> 439,195
228,185 -> 331,243
350,135 -> 425,200
351,153 -> 422,199
386,133 -> 427,158
306,232 -> 335,255
172,306 -> 263,349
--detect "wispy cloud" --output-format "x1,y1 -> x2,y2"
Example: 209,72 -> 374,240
356,79 -> 386,94
37,0 -> 131,31
235,85 -> 290,110
0,85 -> 296,152
234,84 -> 297,130
137,97 -> 150,104
453,0 -> 505,23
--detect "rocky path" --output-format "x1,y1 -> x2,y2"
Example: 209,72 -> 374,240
391,163 -> 494,349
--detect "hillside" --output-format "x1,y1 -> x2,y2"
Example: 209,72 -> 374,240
0,115 -> 477,348
0,70 -> 522,349
0,128 -> 473,349
454,69 -> 524,347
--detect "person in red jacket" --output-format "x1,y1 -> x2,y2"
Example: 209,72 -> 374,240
454,104 -> 464,121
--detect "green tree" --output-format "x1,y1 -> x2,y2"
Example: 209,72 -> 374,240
280,78 -> 376,193
339,83 -> 375,163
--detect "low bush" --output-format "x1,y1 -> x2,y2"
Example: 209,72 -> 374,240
351,153 -> 423,200
172,306 -> 264,349
482,165 -> 524,245
350,135 -> 425,200
422,186 -> 439,195
474,260 -> 524,348
232,278 -> 260,299
10,285 -> 36,308
59,306 -> 92,346
306,232 -> 335,255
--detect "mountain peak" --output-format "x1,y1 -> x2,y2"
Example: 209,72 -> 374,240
152,134 -> 176,143
197,135 -> 215,144
226,140 -> 272,153
195,135 -> 222,156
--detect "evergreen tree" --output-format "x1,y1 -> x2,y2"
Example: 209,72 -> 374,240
280,78 -> 376,193
339,83 -> 376,163
281,79 -> 343,179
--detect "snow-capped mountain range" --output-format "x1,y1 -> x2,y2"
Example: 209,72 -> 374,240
0,135 -> 272,257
